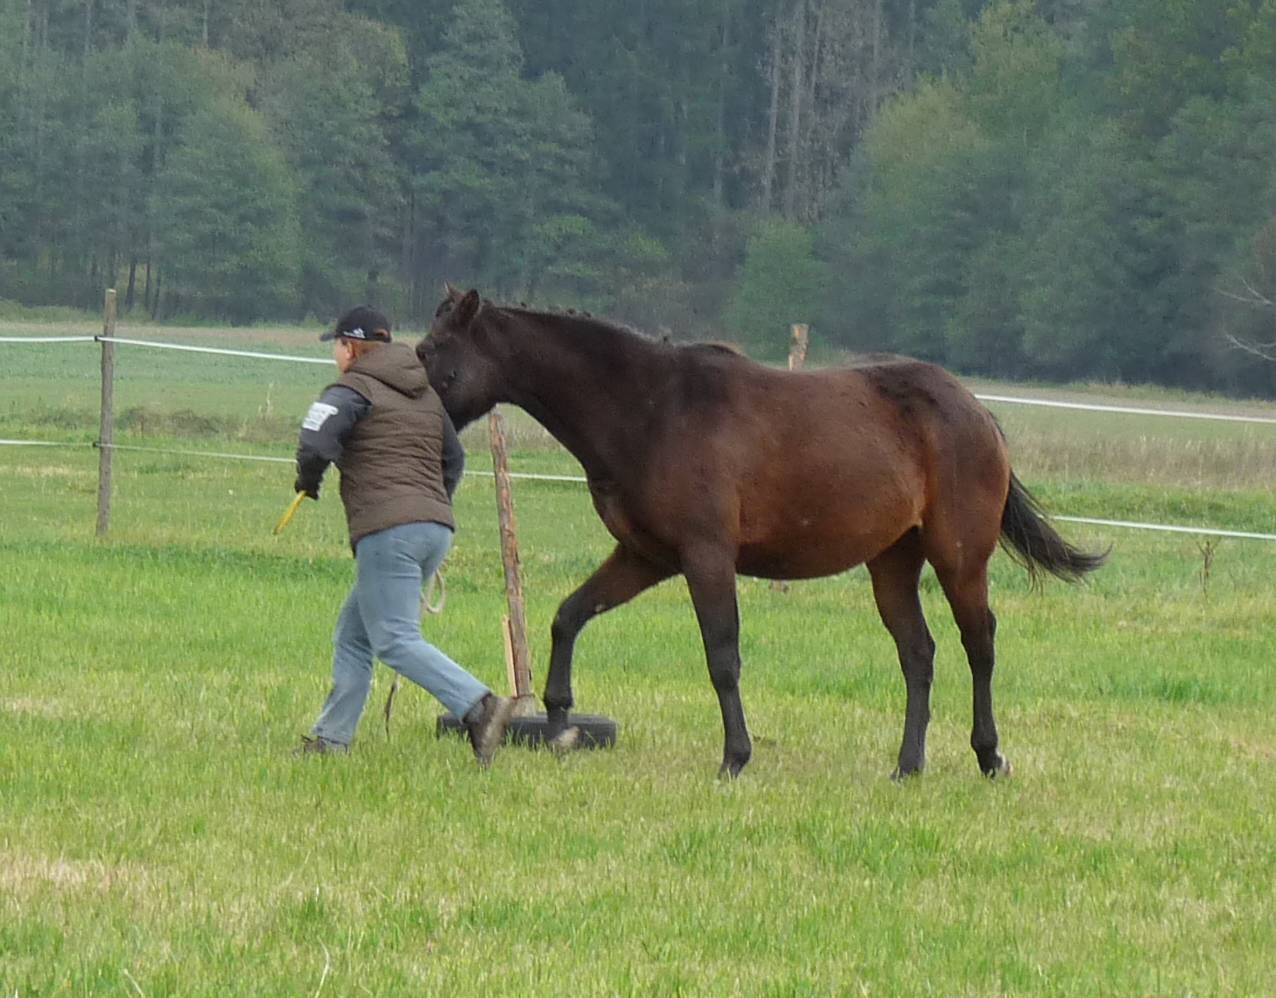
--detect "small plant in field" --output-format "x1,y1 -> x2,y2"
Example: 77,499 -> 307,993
1197,537 -> 1219,595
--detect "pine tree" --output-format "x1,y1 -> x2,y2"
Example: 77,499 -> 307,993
407,0 -> 610,304
259,38 -> 404,317
154,96 -> 301,322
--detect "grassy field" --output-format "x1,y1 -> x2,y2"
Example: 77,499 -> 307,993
2,322 -> 1276,994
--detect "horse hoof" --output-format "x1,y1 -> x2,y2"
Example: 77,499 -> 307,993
717,759 -> 747,780
982,754 -> 1013,779
547,726 -> 581,754
890,766 -> 923,782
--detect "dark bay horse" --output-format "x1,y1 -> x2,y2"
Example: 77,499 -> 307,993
418,287 -> 1105,779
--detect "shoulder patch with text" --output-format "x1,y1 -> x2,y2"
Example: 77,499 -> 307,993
302,402 -> 339,432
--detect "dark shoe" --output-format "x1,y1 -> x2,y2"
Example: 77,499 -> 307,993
465,694 -> 515,767
295,734 -> 348,756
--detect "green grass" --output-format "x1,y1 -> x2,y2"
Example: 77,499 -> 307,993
2,325 -> 1276,994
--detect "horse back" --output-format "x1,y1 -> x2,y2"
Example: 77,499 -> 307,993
666,350 -> 1001,474
635,351 -> 1009,576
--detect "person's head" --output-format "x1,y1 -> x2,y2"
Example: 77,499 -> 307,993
320,305 -> 392,373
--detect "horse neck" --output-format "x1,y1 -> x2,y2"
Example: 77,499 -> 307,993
495,311 -> 663,481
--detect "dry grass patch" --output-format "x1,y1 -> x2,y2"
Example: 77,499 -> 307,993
5,464 -> 90,480
0,853 -> 141,897
1,696 -> 68,719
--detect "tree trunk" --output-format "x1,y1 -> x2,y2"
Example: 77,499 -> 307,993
869,0 -> 883,119
126,257 -> 137,311
74,0 -> 96,288
18,0 -> 32,138
782,0 -> 806,220
152,0 -> 167,175
82,0 -> 94,59
907,0 -> 916,81
805,0 -> 823,125
401,189 -> 416,318
712,0 -> 731,207
147,0 -> 166,306
30,0 -> 49,255
800,0 -> 826,221
760,15 -> 782,211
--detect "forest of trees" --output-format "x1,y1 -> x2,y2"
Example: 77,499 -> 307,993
4,0 -> 1276,394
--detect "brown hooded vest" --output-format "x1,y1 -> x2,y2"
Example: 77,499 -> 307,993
333,341 -> 455,549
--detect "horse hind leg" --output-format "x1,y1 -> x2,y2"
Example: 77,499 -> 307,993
868,531 -> 935,779
933,559 -> 1012,779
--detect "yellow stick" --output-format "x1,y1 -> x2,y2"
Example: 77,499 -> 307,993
273,491 -> 307,535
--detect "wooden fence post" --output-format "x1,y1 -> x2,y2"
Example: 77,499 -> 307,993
488,406 -> 536,711
788,322 -> 809,371
772,322 -> 810,592
95,289 -> 117,537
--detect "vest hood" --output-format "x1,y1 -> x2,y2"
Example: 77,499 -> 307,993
349,341 -> 429,398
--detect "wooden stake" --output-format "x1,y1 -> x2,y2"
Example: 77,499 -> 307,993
502,614 -> 517,696
488,407 -> 534,702
95,288 -> 117,537
788,322 -> 809,371
772,323 -> 810,592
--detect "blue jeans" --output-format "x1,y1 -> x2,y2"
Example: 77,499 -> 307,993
310,521 -> 489,746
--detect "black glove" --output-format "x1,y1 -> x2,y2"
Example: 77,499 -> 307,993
294,477 -> 320,500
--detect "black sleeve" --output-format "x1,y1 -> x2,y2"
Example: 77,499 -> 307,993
294,385 -> 370,496
440,408 -> 465,500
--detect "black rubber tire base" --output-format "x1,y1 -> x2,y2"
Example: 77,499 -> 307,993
436,712 -> 617,749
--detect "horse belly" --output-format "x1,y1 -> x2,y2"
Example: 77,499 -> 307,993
737,520 -> 910,580
736,469 -> 922,580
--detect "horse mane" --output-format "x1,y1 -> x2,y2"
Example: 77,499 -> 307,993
498,302 -> 667,349
497,302 -> 751,361
688,341 -> 745,356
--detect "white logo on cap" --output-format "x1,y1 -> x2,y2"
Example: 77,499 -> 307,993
348,327 -> 366,339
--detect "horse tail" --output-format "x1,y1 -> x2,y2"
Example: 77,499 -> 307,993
1000,471 -> 1108,585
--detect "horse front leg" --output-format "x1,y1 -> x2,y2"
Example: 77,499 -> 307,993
545,544 -> 673,737
682,545 -> 751,778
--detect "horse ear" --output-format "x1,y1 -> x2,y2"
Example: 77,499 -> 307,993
443,280 -> 461,301
454,289 -> 481,327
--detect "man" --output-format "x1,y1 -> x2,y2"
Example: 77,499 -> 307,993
293,305 -> 513,765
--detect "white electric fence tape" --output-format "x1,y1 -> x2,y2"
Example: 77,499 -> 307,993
3,334 -> 1274,540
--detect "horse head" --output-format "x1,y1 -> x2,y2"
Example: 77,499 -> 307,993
418,283 -> 503,430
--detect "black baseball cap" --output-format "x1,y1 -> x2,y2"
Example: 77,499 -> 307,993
320,305 -> 392,342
